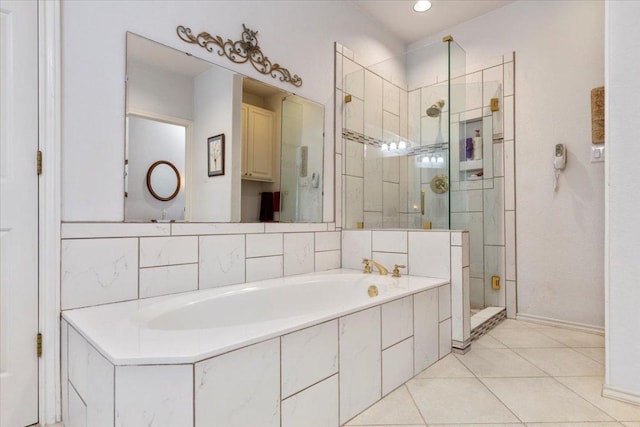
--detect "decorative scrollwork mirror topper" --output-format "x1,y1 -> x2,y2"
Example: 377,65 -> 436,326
176,24 -> 302,88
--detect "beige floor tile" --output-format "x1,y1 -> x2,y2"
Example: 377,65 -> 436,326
526,423 -> 623,426
430,424 -> 524,427
416,354 -> 475,379
456,348 -> 547,378
556,377 -> 640,421
481,377 -> 613,423
514,348 -> 604,377
623,423 -> 640,427
490,328 -> 566,348
573,348 -> 606,365
346,385 -> 424,425
473,334 -> 508,349
537,328 -> 605,348
494,319 -> 538,329
407,378 -> 519,424
346,425 -> 424,427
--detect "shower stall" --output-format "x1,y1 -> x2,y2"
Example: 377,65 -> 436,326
337,38 -> 515,328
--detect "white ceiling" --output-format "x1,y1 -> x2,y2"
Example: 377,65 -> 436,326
352,0 -> 514,44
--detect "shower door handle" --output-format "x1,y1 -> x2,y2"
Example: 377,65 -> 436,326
421,190 -> 425,215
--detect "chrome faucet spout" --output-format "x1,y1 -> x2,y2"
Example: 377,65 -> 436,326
362,258 -> 389,276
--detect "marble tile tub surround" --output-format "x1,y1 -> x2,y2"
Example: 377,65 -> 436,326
61,222 -> 340,310
343,229 -> 471,351
62,280 -> 453,427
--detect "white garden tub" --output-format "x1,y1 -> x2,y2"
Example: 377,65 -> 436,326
62,268 -> 448,365
62,269 -> 452,426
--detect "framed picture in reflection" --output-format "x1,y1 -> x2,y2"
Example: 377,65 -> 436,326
207,134 -> 225,177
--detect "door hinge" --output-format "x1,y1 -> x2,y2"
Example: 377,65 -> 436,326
37,150 -> 43,175
37,333 -> 43,358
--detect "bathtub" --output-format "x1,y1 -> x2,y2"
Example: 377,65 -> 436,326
62,269 -> 452,426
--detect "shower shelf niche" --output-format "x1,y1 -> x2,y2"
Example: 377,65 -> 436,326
459,160 -> 483,171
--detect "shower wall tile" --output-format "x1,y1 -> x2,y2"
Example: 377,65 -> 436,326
421,115 -> 448,145
439,283 -> 452,321
482,115 -> 494,179
284,233 -> 315,276
61,238 -> 138,310
466,71 -> 483,111
506,210 -> 517,281
470,277 -> 484,310
199,234 -> 245,289
335,90 -> 343,154
342,46 -> 354,61
140,263 -> 198,298
439,318 -> 452,358
408,89 -> 421,144
504,95 -> 514,140
504,61 -> 514,97
61,222 -> 170,239
364,146 -> 383,211
139,236 -> 198,267
246,256 -> 283,282
281,375 -> 339,427
383,80 -> 400,115
484,177 -> 505,246
343,58 -> 364,100
344,97 -> 364,134
195,338 -> 280,427
372,230 -> 407,254
399,157 -> 409,210
336,154 -> 343,228
381,296 -> 413,348
451,212 -> 484,278
451,264 -> 471,343
335,51 -> 343,90
408,231 -> 450,279
451,189 -> 483,213
420,83 -> 448,119
383,111 -> 400,143
505,139 -> 515,211
341,230 -> 371,270
483,65 -> 503,107
414,288 -> 439,372
382,181 -> 400,228
345,140 -> 364,177
68,384 -> 87,427
493,142 -> 505,177
383,156 -> 400,183
364,211 -> 383,229
364,70 -> 383,140
399,89 -> 408,139
484,245 -> 506,307
115,365 -> 193,427
399,213 -> 420,229
339,307 -> 381,424
506,280 -> 517,319
345,176 -> 364,229
281,320 -> 338,399
315,231 -> 341,252
315,250 -> 341,271
382,338 -> 414,396
246,233 -> 283,258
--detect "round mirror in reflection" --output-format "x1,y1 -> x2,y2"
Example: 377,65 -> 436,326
146,160 -> 181,201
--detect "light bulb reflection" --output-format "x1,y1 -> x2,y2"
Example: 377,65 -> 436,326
398,140 -> 407,150
390,142 -> 397,151
381,143 -> 389,151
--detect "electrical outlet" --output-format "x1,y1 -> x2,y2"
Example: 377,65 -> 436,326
491,276 -> 501,290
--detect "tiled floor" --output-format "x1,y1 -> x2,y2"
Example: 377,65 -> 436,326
344,319 -> 640,427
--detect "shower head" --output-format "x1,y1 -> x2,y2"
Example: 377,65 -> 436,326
426,99 -> 446,118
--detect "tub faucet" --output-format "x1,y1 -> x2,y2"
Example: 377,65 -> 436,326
362,258 -> 389,276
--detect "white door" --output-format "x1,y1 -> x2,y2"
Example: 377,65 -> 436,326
0,1 -> 40,426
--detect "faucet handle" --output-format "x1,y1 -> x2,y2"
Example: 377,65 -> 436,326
362,258 -> 372,274
392,264 -> 406,278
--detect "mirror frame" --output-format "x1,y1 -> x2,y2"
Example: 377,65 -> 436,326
146,160 -> 181,201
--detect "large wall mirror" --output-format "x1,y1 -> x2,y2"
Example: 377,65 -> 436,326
124,33 -> 324,223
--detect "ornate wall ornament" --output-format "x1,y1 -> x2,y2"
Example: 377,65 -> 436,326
176,24 -> 303,87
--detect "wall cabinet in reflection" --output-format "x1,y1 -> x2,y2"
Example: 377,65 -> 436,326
242,103 -> 275,182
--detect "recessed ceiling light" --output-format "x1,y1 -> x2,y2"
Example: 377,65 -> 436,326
413,0 -> 432,13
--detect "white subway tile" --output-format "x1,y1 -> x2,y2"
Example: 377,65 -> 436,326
504,96 -> 514,140
483,65 -> 503,107
506,211 -> 516,281
408,232 -> 451,279
265,223 -> 327,233
315,231 -> 341,252
363,211 -> 383,228
382,296 -> 413,348
139,236 -> 197,267
246,233 -> 283,258
382,182 -> 400,228
342,230 -> 371,270
439,318 -> 452,358
284,233 -> 315,276
506,280 -> 517,319
139,264 -> 198,298
505,139 -> 515,211
344,97 -> 364,134
246,256 -> 283,282
484,177 -> 505,246
364,71 -> 383,140
466,71 -> 483,111
470,277 -> 485,310
282,320 -> 338,398
439,283 -> 452,321
414,289 -> 439,373
335,154 -> 343,228
462,231 -> 470,268
195,338 -> 280,427
364,146 -> 383,212
382,338 -> 414,396
343,58 -> 363,99
199,235 -> 245,289
483,245 -> 506,307
504,61 -> 514,96
383,80 -> 400,115
372,230 -> 407,254
335,50 -> 343,89
115,365 -> 193,427
399,89 -> 408,138
61,238 -> 138,310
345,140 -> 364,177
315,250 -> 341,272
171,222 -> 264,236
